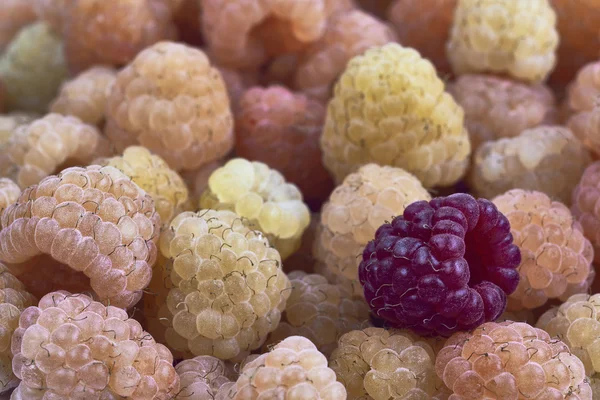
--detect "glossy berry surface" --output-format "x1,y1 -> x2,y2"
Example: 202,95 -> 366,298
358,193 -> 521,337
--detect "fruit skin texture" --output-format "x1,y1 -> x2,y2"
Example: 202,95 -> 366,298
11,290 -> 180,399
0,262 -> 36,394
572,161 -> 600,263
155,209 -> 291,361
0,178 -> 20,220
447,0 -> 559,83
0,113 -> 38,178
263,271 -> 370,357
0,165 -> 161,309
436,321 -> 592,399
175,355 -> 234,400
221,336 -> 346,400
315,164 -> 431,296
469,126 -> 592,204
106,42 -> 233,173
329,327 -> 450,400
235,86 -> 333,208
359,193 -> 521,337
321,43 -> 471,188
493,190 -> 595,311
0,22 -> 68,113
566,61 -> 600,157
0,0 -> 37,51
50,66 -> 118,126
449,74 -> 556,151
200,158 -> 311,260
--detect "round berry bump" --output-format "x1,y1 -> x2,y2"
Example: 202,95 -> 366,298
50,66 -> 118,126
221,336 -> 346,399
11,291 -> 179,398
493,189 -> 595,311
0,178 -> 20,220
293,9 -> 397,101
2,113 -> 112,189
0,165 -> 161,309
105,41 -> 234,172
358,193 -> 521,336
0,22 -> 68,113
449,74 -> 557,151
567,61 -> 600,157
329,327 -> 450,400
447,0 -> 559,83
437,321 -> 592,399
175,355 -> 234,399
0,113 -> 39,177
0,0 -> 36,51
573,161 -> 600,263
200,158 -> 311,260
320,42 -> 471,188
469,125 -> 591,204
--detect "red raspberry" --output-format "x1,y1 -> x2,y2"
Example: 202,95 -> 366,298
358,193 -> 521,337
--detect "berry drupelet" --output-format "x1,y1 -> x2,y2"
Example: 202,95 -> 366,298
358,193 -> 521,337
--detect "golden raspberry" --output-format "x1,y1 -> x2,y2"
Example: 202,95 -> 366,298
0,113 -> 38,177
105,41 -> 234,172
200,158 -> 311,260
469,126 -> 592,204
447,0 -> 559,83
436,321 -> 591,399
0,262 -> 36,394
388,0 -> 457,75
315,164 -> 431,291
0,22 -> 68,113
222,336 -> 346,399
566,61 -> 600,157
156,210 -> 291,361
96,146 -> 189,229
572,161 -> 600,263
321,43 -> 471,188
235,86 -> 333,208
330,327 -> 449,400
0,178 -> 20,220
0,165 -> 161,309
0,0 -> 36,51
180,159 -> 227,206
493,189 -> 594,311
449,74 -> 556,151
50,66 -> 118,127
263,271 -> 369,357
11,291 -> 180,398
293,9 -> 397,101
175,356 -> 234,399
2,113 -> 112,189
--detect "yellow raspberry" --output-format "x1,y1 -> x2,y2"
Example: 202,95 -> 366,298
175,356 -> 234,399
156,210 -> 291,361
0,0 -> 36,51
493,189 -> 595,311
97,146 -> 190,229
469,126 -> 591,204
0,178 -> 20,220
0,22 -> 68,113
200,158 -> 311,260
566,61 -> 600,157
105,41 -> 234,172
321,43 -> 471,188
572,161 -> 600,264
447,0 -> 559,83
330,327 -> 449,400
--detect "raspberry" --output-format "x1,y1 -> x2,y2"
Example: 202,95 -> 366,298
11,291 -> 180,398
0,113 -> 38,177
316,164 -> 431,293
0,262 -> 36,393
0,165 -> 161,309
235,86 -> 333,208
284,212 -> 319,274
293,9 -> 397,101
0,0 -> 36,51
469,126 -> 592,204
437,321 -> 592,399
449,74 -> 557,151
180,159 -> 227,206
221,336 -> 346,399
96,146 -> 190,229
154,210 -> 291,360
387,0 -> 457,74
493,189 -> 594,311
2,113 -> 112,189
263,271 -> 370,357
200,158 -> 311,260
448,0 -> 559,83
0,178 -> 20,219
175,356 -> 234,399
359,193 -> 521,336
50,66 -> 118,127
329,327 -> 450,400
321,43 -> 471,188
0,22 -> 68,113
215,66 -> 257,113
566,61 -> 600,156
572,161 -> 600,263
105,42 -> 234,172
62,0 -> 177,73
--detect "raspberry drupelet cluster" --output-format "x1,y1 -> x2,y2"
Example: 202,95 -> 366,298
174,355 -> 234,399
566,61 -> 600,156
0,178 -> 20,219
359,193 -> 521,337
572,161 -> 600,263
